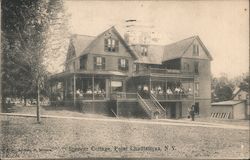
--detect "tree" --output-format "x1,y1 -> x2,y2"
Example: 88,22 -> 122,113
239,73 -> 249,92
2,0 -> 50,122
43,0 -> 69,74
1,0 -> 69,122
212,73 -> 234,102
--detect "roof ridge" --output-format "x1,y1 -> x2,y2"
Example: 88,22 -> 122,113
164,36 -> 197,47
71,34 -> 96,37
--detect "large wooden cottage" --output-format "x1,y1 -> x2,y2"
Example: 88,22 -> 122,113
49,26 -> 213,119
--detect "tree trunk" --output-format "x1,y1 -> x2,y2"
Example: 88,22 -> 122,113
37,83 -> 40,123
1,96 -> 6,113
24,97 -> 27,106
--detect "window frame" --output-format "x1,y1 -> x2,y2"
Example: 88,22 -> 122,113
194,61 -> 199,74
105,38 -> 119,52
141,45 -> 148,56
94,56 -> 105,70
193,44 -> 199,56
118,58 -> 129,71
194,82 -> 199,97
79,56 -> 87,70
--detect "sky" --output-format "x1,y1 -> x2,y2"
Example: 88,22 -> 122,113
64,0 -> 249,78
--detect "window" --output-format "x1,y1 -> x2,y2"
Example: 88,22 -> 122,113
73,62 -> 76,71
80,56 -> 87,69
194,61 -> 199,74
96,57 -> 102,66
118,58 -> 129,71
194,102 -> 199,115
121,59 -> 126,68
94,56 -> 105,70
134,64 -> 139,72
105,38 -> 119,52
193,44 -> 199,56
183,62 -> 190,72
195,82 -> 199,97
141,46 -> 148,56
111,81 -> 123,92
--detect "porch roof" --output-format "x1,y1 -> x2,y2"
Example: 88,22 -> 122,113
49,70 -> 128,80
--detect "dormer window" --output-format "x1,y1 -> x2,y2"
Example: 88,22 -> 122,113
193,44 -> 199,56
105,38 -> 119,52
141,46 -> 148,56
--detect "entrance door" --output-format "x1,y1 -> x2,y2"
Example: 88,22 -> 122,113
170,103 -> 176,118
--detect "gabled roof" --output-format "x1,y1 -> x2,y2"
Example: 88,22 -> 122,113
66,26 -> 137,63
67,27 -> 212,64
131,36 -> 213,64
232,87 -> 249,99
162,36 -> 196,62
84,26 -> 137,59
211,100 -> 245,106
70,34 -> 96,57
232,87 -> 241,95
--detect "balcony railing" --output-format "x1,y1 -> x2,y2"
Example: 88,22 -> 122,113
134,68 -> 194,77
110,92 -> 193,101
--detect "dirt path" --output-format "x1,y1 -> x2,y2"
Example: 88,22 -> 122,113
0,113 -> 248,130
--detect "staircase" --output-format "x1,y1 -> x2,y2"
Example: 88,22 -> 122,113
137,93 -> 166,119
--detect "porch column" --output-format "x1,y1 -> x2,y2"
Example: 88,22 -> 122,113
122,79 -> 126,92
65,78 -> 68,101
73,74 -> 76,106
105,79 -> 109,99
149,76 -> 152,95
193,75 -> 195,104
92,74 -> 95,112
165,79 -> 167,99
92,74 -> 95,101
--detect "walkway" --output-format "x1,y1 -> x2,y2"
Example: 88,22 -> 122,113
0,112 -> 249,130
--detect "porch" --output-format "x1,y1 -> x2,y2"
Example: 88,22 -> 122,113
49,72 -> 128,106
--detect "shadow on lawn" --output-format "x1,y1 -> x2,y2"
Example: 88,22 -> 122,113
42,105 -> 80,112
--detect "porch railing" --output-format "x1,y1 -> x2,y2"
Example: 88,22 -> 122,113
67,93 -> 107,100
150,94 -> 165,112
111,92 -> 137,100
137,93 -> 152,118
152,93 -> 194,101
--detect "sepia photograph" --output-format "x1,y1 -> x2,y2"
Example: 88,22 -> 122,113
0,0 -> 249,159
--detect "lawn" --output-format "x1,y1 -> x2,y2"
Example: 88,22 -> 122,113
0,115 -> 249,159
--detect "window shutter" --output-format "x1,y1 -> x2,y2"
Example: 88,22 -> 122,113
104,39 -> 108,52
197,45 -> 199,55
94,57 -> 97,69
193,45 -> 196,55
115,40 -> 119,52
102,57 -> 105,69
125,59 -> 129,71
118,58 -> 121,70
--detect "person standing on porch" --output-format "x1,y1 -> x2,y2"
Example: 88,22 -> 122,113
190,105 -> 195,121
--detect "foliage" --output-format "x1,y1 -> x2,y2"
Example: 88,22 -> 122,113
211,74 -> 233,102
211,73 -> 249,102
239,74 -> 249,92
1,0 -> 69,111
2,0 -> 49,101
43,0 -> 70,74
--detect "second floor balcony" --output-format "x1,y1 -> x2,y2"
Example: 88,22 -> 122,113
133,67 -> 194,78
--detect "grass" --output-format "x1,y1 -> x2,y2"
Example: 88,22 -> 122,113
0,115 -> 249,159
